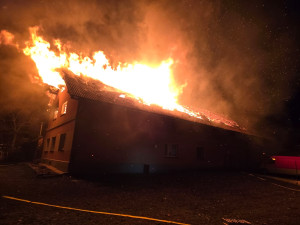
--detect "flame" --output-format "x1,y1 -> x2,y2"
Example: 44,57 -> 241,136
1,26 -> 241,130
23,27 -> 182,110
0,30 -> 18,47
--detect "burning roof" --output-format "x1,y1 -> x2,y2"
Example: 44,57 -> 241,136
62,71 -> 245,133
0,27 -> 246,134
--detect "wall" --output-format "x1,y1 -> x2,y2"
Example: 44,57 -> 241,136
41,88 -> 78,172
69,99 -> 262,174
47,88 -> 78,130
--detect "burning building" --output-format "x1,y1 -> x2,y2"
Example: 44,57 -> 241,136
0,27 -> 268,174
40,71 -> 264,174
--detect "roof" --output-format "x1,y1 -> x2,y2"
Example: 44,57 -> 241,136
62,71 -> 245,133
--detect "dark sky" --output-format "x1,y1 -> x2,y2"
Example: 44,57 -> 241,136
0,0 -> 299,150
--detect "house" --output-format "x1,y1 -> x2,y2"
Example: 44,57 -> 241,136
41,71 -> 267,174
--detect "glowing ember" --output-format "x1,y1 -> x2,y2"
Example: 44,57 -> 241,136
1,26 -> 242,130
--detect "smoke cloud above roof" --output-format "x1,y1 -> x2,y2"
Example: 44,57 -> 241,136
0,0 -> 299,137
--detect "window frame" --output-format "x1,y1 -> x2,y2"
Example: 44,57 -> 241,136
44,138 -> 50,152
61,101 -> 68,115
50,136 -> 56,152
164,144 -> 178,158
53,109 -> 58,120
58,133 -> 66,151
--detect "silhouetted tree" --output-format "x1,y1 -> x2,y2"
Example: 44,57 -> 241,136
0,45 -> 48,159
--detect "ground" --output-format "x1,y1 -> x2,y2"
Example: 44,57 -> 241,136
0,164 -> 299,225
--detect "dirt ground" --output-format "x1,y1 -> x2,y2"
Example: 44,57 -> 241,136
0,163 -> 299,225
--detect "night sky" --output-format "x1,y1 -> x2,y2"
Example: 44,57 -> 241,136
0,0 -> 299,154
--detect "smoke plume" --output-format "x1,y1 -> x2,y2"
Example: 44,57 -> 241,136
0,0 -> 298,137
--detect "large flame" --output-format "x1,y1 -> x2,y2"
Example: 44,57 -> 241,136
23,27 -> 181,110
1,27 -> 241,130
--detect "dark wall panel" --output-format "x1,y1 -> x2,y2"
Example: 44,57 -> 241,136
70,100 -> 263,174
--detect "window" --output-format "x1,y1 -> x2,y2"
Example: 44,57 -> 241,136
44,138 -> 50,151
53,109 -> 58,120
58,133 -> 66,151
47,138 -> 50,149
50,136 -> 56,152
61,101 -> 68,115
165,144 -> 178,158
197,147 -> 204,160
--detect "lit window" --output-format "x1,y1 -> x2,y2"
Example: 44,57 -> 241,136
61,101 -> 68,115
50,136 -> 56,152
58,133 -> 66,151
53,109 -> 58,119
165,144 -> 178,157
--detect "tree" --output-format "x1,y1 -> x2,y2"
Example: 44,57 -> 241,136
0,45 -> 48,159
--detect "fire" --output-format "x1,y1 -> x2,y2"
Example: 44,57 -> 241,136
1,26 -> 242,130
23,27 -> 181,110
23,28 -> 65,87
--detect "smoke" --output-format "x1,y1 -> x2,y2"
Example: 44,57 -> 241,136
138,0 -> 299,136
140,1 -> 299,135
0,43 -> 47,113
0,0 -> 299,136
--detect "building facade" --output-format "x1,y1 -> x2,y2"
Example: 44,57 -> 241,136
41,87 -> 78,172
41,73 -> 266,174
